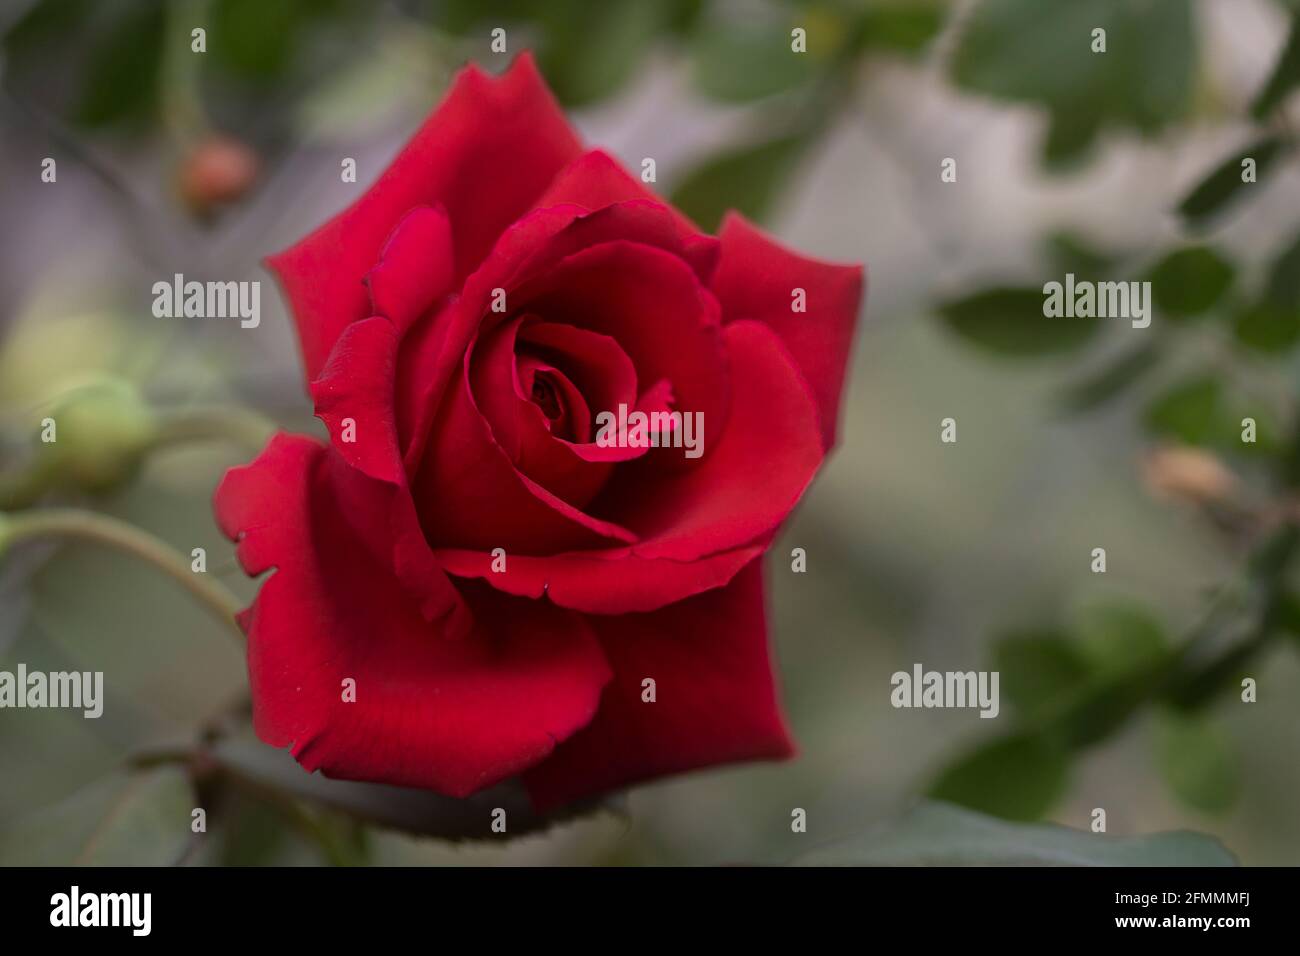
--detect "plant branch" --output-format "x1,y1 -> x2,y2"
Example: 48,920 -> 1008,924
0,508 -> 245,637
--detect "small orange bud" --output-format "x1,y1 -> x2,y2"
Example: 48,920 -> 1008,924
1142,445 -> 1237,507
178,135 -> 259,214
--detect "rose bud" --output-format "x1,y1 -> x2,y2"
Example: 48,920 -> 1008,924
177,135 -> 259,214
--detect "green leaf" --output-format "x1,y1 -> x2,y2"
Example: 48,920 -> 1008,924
1044,231 -> 1117,282
1142,374 -> 1224,445
1232,302 -> 1300,353
1265,229 -> 1300,312
1155,709 -> 1241,814
791,801 -> 1237,866
670,134 -> 806,232
928,733 -> 1069,821
75,1 -> 166,128
0,767 -> 194,865
992,631 -> 1091,719
1052,667 -> 1165,750
1042,107 -> 1103,169
951,0 -> 1194,166
1147,246 -> 1235,319
1177,137 -> 1284,228
690,21 -> 813,102
211,740 -> 620,841
1075,601 -> 1169,679
1056,339 -> 1162,414
861,1 -> 946,55
937,287 -> 1100,357
1251,11 -> 1300,118
538,0 -> 664,107
211,0 -> 306,82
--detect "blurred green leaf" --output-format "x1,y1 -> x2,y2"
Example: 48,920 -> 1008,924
212,740 -> 620,841
1147,246 -> 1235,319
1045,231 -> 1117,282
951,0 -> 1193,166
538,0 -> 664,107
690,21 -> 813,102
216,790 -> 292,866
75,0 -> 165,128
928,733 -> 1068,821
1232,301 -> 1300,353
992,631 -> 1091,719
1177,137 -> 1284,228
1075,601 -> 1169,678
1056,340 -> 1162,414
1251,10 -> 1300,118
938,287 -> 1100,357
1142,374 -> 1224,445
861,1 -> 945,55
1265,228 -> 1300,311
1043,108 -> 1103,169
2,0 -> 94,48
791,801 -> 1236,865
670,133 -> 806,231
1231,224 -> 1300,354
1052,665 -> 1166,750
0,766 -> 193,865
211,0 -> 303,82
1155,709 -> 1241,815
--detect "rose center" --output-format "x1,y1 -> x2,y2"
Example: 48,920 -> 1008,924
531,373 -> 563,422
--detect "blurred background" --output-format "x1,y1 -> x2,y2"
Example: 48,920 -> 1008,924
2,0 -> 1300,865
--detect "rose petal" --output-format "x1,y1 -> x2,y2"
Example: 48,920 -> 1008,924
533,149 -> 714,275
400,201 -> 728,475
433,320 -> 823,611
434,543 -> 764,614
597,319 -> 824,561
309,316 -> 465,625
712,213 -> 865,450
365,205 -> 455,332
524,559 -> 793,810
214,434 -> 611,797
412,343 -> 639,553
266,53 -> 582,382
511,239 -> 731,456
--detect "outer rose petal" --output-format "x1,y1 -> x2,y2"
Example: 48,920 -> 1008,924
311,315 -> 465,626
267,53 -> 582,382
524,559 -> 794,810
533,149 -> 711,262
214,434 -> 611,797
711,212 -> 865,450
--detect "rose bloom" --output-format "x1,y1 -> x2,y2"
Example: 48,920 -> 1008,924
215,54 -> 864,810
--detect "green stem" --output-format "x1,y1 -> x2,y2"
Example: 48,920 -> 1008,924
0,508 -> 245,637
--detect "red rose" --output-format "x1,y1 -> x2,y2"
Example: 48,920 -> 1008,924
214,54 -> 864,810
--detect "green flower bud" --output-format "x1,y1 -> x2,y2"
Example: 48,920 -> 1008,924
39,378 -> 159,493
